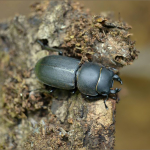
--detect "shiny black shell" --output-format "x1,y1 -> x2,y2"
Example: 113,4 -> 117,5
77,63 -> 101,96
77,63 -> 114,96
35,55 -> 80,90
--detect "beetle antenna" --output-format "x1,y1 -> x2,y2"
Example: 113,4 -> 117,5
113,74 -> 123,84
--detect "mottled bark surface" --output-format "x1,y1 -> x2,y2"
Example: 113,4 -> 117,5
0,0 -> 138,149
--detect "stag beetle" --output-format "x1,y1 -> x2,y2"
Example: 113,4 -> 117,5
35,40 -> 122,108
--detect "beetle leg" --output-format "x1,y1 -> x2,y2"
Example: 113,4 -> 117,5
102,94 -> 108,109
110,89 -> 116,94
112,96 -> 117,100
70,89 -> 77,94
110,88 -> 121,94
36,39 -> 63,55
113,74 -> 123,85
85,94 -> 108,109
58,51 -> 63,56
29,88 -> 54,94
49,87 -> 56,93
116,97 -> 120,103
104,98 -> 108,109
85,95 -> 103,100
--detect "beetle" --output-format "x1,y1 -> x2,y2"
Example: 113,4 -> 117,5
35,40 -> 122,108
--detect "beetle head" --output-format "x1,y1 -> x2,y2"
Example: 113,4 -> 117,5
96,68 -> 122,95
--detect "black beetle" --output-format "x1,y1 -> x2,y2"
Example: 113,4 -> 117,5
35,40 -> 122,108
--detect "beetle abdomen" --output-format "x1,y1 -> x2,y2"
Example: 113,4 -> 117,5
35,55 -> 80,90
77,63 -> 102,96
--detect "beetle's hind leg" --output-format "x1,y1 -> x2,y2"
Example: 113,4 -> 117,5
28,87 -> 55,94
36,39 -> 63,55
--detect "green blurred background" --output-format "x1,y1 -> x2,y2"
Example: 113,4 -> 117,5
0,1 -> 150,149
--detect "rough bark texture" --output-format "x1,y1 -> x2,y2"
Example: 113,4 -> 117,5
0,0 -> 138,149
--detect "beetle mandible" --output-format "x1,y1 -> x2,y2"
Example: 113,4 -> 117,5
35,40 -> 122,108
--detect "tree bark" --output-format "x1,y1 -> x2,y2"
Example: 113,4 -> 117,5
0,0 -> 138,149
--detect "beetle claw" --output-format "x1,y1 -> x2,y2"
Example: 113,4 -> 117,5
113,74 -> 123,85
